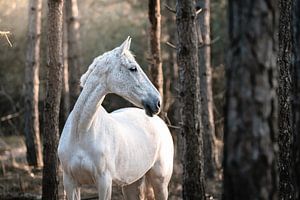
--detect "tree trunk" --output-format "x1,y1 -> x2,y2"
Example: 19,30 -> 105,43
176,0 -> 205,199
60,4 -> 70,131
148,0 -> 163,102
278,1 -> 297,199
292,0 -> 300,198
197,0 -> 216,179
164,0 -> 181,162
223,0 -> 278,199
163,0 -> 177,116
42,0 -> 63,199
66,0 -> 81,110
24,0 -> 43,168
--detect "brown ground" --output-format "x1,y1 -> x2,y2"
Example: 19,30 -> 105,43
0,136 -> 221,200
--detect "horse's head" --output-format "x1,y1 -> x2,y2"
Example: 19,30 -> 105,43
80,37 -> 161,117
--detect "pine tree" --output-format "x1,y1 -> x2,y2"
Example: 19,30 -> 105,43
66,0 -> 82,110
223,0 -> 279,199
176,0 -> 206,199
197,0 -> 217,179
148,0 -> 163,102
24,0 -> 43,168
42,0 -> 64,199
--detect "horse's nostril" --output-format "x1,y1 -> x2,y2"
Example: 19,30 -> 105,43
157,101 -> 161,109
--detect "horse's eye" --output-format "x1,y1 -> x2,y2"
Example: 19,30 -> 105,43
129,67 -> 137,72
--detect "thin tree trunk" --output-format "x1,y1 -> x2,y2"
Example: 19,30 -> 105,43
223,0 -> 278,199
197,0 -> 216,179
66,0 -> 81,110
163,56 -> 172,116
60,4 -> 70,131
278,1 -> 296,199
164,0 -> 181,162
148,0 -> 163,102
24,0 -> 43,168
42,0 -> 63,199
292,0 -> 300,198
163,0 -> 176,115
176,0 -> 205,199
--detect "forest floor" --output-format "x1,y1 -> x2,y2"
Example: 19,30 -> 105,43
0,136 -> 222,200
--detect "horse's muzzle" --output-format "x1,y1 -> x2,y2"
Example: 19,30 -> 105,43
142,97 -> 161,117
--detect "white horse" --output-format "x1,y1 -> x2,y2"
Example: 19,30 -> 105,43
58,37 -> 174,200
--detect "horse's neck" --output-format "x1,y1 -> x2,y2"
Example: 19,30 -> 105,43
71,81 -> 107,134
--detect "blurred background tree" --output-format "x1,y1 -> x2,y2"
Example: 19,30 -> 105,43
24,0 -> 43,168
197,0 -> 217,180
65,0 -> 81,111
148,0 -> 163,106
223,0 -> 278,199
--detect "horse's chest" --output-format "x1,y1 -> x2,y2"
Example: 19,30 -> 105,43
68,151 -> 98,185
67,143 -> 108,185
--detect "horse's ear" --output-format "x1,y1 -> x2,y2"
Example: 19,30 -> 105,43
120,36 -> 131,54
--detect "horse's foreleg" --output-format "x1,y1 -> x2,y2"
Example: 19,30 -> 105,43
97,172 -> 112,200
63,173 -> 81,200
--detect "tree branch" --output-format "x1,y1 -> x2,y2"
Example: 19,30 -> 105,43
196,8 -> 203,16
164,4 -> 176,14
0,31 -> 12,47
1,112 -> 22,122
199,36 -> 220,48
165,41 -> 176,49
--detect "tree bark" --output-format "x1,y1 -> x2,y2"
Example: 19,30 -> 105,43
197,0 -> 216,179
66,0 -> 81,110
24,0 -> 43,168
42,0 -> 63,199
292,0 -> 300,198
60,3 -> 70,131
278,1 -> 297,199
148,0 -> 163,102
164,0 -> 182,162
176,0 -> 205,199
223,0 -> 279,199
163,0 -> 177,115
